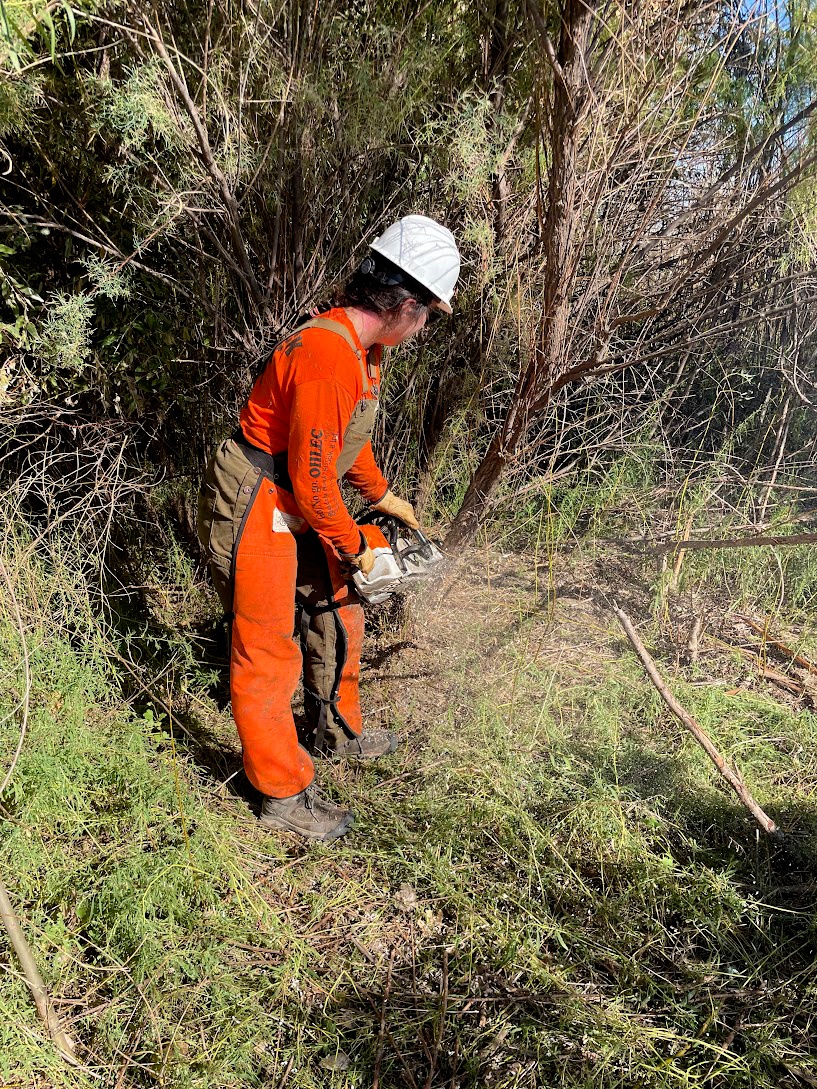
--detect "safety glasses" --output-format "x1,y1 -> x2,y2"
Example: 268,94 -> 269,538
426,306 -> 444,325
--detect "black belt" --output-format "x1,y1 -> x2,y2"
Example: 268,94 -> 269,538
231,429 -> 293,492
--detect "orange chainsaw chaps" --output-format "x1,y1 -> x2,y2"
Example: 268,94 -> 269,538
336,602 -> 365,735
230,483 -> 314,798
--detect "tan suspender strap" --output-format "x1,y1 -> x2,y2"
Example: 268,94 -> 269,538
297,316 -> 370,394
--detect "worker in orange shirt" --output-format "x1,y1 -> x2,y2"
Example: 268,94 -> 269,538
198,215 -> 460,842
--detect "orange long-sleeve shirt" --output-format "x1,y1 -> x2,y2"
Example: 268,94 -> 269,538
239,308 -> 388,555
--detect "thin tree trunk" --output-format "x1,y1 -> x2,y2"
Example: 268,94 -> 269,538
759,388 -> 794,523
446,0 -> 593,549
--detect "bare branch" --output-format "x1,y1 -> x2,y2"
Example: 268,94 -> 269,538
142,15 -> 265,310
614,608 -> 781,838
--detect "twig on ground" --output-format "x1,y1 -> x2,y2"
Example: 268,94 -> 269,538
755,663 -> 805,696
706,633 -> 807,699
275,1056 -> 294,1089
614,608 -> 781,838
722,1008 -> 745,1051
0,879 -> 78,1060
738,616 -> 817,677
654,532 -> 817,554
350,935 -> 378,964
780,1062 -> 817,1087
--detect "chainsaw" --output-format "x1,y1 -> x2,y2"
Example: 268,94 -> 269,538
352,513 -> 447,604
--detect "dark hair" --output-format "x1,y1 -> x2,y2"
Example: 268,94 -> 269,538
333,252 -> 436,316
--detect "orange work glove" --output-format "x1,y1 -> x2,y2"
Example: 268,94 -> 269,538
372,489 -> 420,529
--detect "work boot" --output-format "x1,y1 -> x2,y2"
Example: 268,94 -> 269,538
330,728 -> 398,760
259,787 -> 354,842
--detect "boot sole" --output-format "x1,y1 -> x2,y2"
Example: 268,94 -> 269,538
259,810 -> 355,842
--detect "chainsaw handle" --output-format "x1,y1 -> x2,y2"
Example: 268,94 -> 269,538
359,510 -> 445,560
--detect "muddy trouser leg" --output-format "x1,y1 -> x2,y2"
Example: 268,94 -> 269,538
296,531 -> 365,754
230,484 -> 314,798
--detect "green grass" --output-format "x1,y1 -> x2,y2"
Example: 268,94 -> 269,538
1,509 -> 816,1088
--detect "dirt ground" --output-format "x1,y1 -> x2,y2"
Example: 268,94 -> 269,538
355,541 -> 817,795
361,546 -> 643,734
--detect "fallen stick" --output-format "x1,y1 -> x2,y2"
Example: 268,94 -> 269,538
737,615 -> 817,678
614,608 -> 781,838
703,633 -> 808,699
0,878 -> 77,1060
755,663 -> 804,696
653,531 -> 817,554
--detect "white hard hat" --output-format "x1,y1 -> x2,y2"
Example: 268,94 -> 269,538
369,214 -> 460,314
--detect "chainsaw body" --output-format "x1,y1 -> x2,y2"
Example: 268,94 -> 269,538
352,514 -> 446,604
